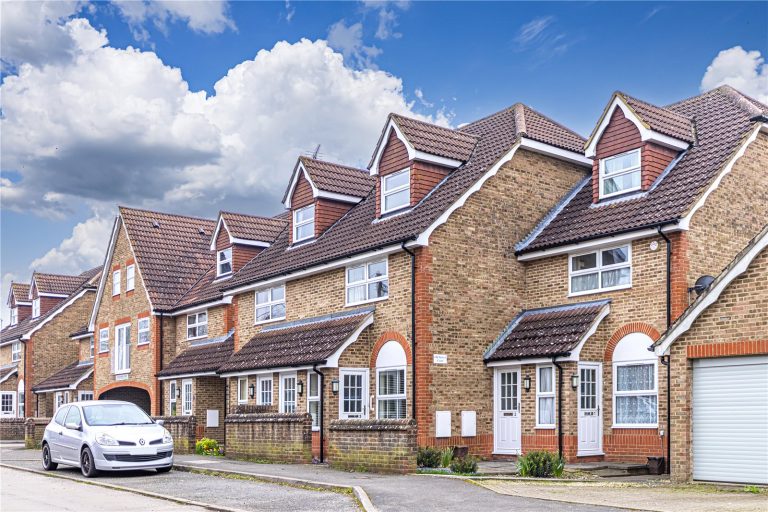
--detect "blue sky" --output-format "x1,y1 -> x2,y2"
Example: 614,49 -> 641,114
1,1 -> 767,324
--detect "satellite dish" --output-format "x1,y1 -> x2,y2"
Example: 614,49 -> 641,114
692,275 -> 715,296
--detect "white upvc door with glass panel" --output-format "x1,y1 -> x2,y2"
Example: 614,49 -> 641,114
182,379 -> 193,415
0,392 -> 16,417
577,362 -> 603,456
339,369 -> 369,419
280,373 -> 297,413
114,323 -> 131,374
493,367 -> 521,454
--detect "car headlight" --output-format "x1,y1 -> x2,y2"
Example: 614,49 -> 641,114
162,429 -> 173,444
96,432 -> 119,446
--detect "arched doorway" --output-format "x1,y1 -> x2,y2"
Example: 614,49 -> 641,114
99,386 -> 151,414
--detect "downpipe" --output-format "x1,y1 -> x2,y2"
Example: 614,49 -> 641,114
313,364 -> 325,463
657,226 -> 673,475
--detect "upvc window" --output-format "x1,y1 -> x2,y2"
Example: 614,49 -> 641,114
340,369 -> 368,419
137,317 -> 150,345
79,391 -> 93,402
381,168 -> 410,214
293,205 -> 315,243
169,381 -> 178,415
114,323 -> 131,374
280,373 -> 297,413
187,311 -> 208,340
32,299 -> 40,318
217,248 -> 233,276
11,342 -> 21,362
614,363 -> 657,427
346,259 -> 388,305
257,375 -> 272,405
10,308 -> 17,326
182,379 -> 193,415
600,149 -> 641,198
126,264 -> 135,291
1,392 -> 15,416
17,381 -> 24,418
99,328 -> 109,353
307,372 -> 320,429
570,245 -> 631,295
112,269 -> 121,296
536,365 -> 556,428
237,378 -> 248,404
377,368 -> 406,419
255,286 -> 285,324
89,337 -> 94,359
54,391 -> 68,411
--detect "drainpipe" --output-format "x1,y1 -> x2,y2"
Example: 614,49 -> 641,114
313,364 -> 325,463
159,312 -> 165,416
551,356 -> 564,460
656,226 -> 672,474
401,241 -> 417,421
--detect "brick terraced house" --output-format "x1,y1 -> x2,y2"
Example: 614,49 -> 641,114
0,268 -> 101,418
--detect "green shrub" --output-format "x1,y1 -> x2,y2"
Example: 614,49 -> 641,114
417,447 -> 441,468
517,450 -> 564,478
195,437 -> 220,456
440,447 -> 454,468
449,456 -> 478,474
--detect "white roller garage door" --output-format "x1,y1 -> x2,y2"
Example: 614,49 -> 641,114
692,356 -> 768,484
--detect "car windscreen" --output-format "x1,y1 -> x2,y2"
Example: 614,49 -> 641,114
82,404 -> 153,426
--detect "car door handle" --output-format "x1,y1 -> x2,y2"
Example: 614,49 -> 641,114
58,431 -> 63,436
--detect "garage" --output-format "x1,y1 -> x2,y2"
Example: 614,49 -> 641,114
99,386 -> 152,415
692,356 -> 768,484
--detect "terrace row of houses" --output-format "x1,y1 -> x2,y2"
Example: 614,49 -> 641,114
2,85 -> 767,484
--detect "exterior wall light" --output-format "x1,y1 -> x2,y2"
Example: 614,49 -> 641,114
523,376 -> 531,392
248,383 -> 256,399
571,374 -> 579,390
331,379 -> 339,395
175,387 -> 181,399
297,380 -> 304,396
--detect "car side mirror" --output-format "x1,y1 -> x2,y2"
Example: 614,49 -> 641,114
155,419 -> 164,426
65,422 -> 81,431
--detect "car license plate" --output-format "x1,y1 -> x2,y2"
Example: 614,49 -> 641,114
129,446 -> 158,456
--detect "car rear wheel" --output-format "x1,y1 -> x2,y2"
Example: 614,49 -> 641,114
156,465 -> 172,473
41,444 -> 58,471
80,446 -> 99,478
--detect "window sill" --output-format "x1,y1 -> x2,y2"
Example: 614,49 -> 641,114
114,370 -> 131,375
187,334 -> 208,341
137,343 -> 150,350
535,425 -> 556,430
345,296 -> 388,308
254,316 -> 286,326
611,424 -> 658,430
312,426 -> 320,432
568,283 -> 631,298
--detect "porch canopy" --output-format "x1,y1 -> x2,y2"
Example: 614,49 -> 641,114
218,307 -> 374,376
484,299 -> 610,363
157,330 -> 234,380
0,363 -> 18,385
32,361 -> 93,393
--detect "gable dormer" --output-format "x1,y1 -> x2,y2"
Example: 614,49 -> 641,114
210,211 -> 288,276
369,114 -> 477,217
585,92 -> 694,203
283,157 -> 374,244
7,282 -> 31,325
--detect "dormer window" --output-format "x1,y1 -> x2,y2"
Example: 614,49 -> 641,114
293,205 -> 315,243
599,149 -> 641,199
381,168 -> 410,214
32,298 -> 40,318
10,308 -> 17,326
217,248 -> 233,276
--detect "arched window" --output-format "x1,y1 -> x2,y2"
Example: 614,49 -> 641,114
376,341 -> 407,419
612,332 -> 657,427
17,380 -> 24,418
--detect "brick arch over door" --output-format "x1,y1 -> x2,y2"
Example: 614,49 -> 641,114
604,322 -> 661,362
370,331 -> 412,368
97,381 -> 153,414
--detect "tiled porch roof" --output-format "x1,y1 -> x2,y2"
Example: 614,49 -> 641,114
32,361 -> 93,392
157,330 -> 235,378
0,363 -> 18,384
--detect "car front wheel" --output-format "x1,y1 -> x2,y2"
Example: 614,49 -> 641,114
41,444 -> 58,471
80,446 -> 99,478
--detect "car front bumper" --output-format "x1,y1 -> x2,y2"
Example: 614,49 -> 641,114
92,443 -> 174,471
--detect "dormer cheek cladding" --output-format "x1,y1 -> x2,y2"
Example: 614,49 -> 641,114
591,108 -> 680,202
216,223 -> 264,273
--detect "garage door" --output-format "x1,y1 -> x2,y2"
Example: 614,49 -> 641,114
693,356 -> 768,484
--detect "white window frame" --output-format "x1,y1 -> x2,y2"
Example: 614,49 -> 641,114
88,337 -> 94,359
536,365 -> 556,429
78,391 -> 93,402
112,269 -> 121,296
339,368 -> 369,419
182,379 -> 193,416
54,391 -> 68,411
279,372 -> 297,413
612,360 -> 658,429
10,308 -> 17,326
237,377 -> 248,404
381,167 -> 411,214
169,381 -> 178,415
126,264 -> 135,291
217,248 -> 233,277
307,371 -> 320,430
17,380 -> 24,418
11,341 -> 21,362
376,367 -> 406,419
137,317 -> 150,345
345,258 -> 389,306
187,311 -> 208,340
114,322 -> 131,375
599,148 -> 642,199
569,244 -> 632,296
257,375 -> 272,405
0,392 -> 15,417
98,328 -> 109,353
292,205 -> 315,243
32,298 -> 40,318
254,285 -> 286,324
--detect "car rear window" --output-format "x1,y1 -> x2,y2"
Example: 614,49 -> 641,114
54,406 -> 69,426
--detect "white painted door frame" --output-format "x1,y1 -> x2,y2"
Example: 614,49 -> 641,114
493,366 -> 522,455
577,362 -> 603,456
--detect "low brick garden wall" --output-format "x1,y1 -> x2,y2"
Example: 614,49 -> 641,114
328,419 -> 417,473
25,418 -> 51,449
0,418 -> 26,441
153,415 -> 196,454
225,412 -> 312,464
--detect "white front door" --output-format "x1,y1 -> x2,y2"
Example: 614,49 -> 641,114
0,392 -> 16,417
578,362 -> 603,456
340,369 -> 369,419
494,368 -> 521,454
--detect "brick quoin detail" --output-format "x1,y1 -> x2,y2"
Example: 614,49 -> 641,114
414,246 -> 434,437
604,322 -> 661,362
370,331 -> 412,368
687,340 -> 768,359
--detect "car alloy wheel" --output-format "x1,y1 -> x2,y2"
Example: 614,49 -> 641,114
80,447 -> 98,478
41,444 -> 57,471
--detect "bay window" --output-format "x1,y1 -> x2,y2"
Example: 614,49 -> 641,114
187,311 -> 208,339
255,285 -> 286,324
599,149 -> 641,198
381,168 -> 410,214
570,245 -> 631,295
293,205 -> 315,242
346,259 -> 388,305
536,365 -> 556,428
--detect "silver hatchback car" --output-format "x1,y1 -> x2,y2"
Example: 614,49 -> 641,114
41,400 -> 174,477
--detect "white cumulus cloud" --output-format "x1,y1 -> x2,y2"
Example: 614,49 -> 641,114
113,0 -> 236,42
700,46 -> 768,103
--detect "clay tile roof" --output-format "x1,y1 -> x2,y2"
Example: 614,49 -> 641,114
70,326 -> 91,338
620,92 -> 695,143
79,266 -> 103,283
513,104 -> 587,153
34,272 -> 90,296
220,211 -> 288,244
157,332 -> 234,377
10,283 -> 30,304
218,308 -> 373,373
32,361 -> 93,392
390,114 -> 479,162
299,157 -> 375,198
518,86 -> 767,253
119,207 -> 217,310
485,300 -> 610,362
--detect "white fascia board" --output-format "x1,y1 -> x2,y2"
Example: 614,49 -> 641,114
210,216 -> 273,250
0,368 -> 18,384
585,97 -> 689,158
324,313 -> 375,368
70,333 -> 94,341
219,365 -> 313,378
284,162 -> 318,209
157,371 -> 217,381
678,124 -> 762,230
487,356 -> 577,367
23,288 -> 93,340
224,244 -> 403,297
370,119 -> 415,176
315,190 -> 364,204
209,216 -> 228,251
164,296 -> 233,317
655,231 -> 768,356
519,138 -> 592,167
88,218 -> 120,331
230,237 -> 270,248
71,367 -> 94,388
569,304 -> 611,360
38,293 -> 68,298
14,302 -> 32,306
413,150 -> 463,168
